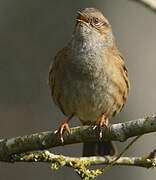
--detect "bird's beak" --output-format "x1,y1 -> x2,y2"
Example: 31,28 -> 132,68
76,11 -> 90,25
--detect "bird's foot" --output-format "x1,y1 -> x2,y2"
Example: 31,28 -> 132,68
54,115 -> 73,143
92,114 -> 108,139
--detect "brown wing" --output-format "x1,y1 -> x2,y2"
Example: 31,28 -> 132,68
111,45 -> 130,90
49,46 -> 68,96
48,57 -> 56,97
48,46 -> 69,115
106,45 -> 130,116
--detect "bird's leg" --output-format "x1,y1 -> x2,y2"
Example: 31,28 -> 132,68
93,114 -> 108,139
54,115 -> 73,143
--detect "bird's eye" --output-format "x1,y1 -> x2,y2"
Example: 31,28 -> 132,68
92,17 -> 106,27
93,17 -> 100,25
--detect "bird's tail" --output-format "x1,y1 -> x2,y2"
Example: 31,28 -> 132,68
83,141 -> 116,156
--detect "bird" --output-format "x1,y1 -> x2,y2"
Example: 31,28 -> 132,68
49,8 -> 130,156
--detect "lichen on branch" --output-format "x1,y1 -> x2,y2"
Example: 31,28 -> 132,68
0,115 -> 156,162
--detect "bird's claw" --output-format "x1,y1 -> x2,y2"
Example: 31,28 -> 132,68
54,122 -> 70,143
92,114 -> 108,140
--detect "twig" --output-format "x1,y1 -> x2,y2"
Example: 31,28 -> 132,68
100,135 -> 142,172
0,115 -> 156,161
11,150 -> 156,168
8,147 -> 156,180
133,0 -> 156,12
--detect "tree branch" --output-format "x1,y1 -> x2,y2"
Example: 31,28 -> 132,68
1,115 -> 156,179
0,115 -> 156,162
133,0 -> 156,12
9,149 -> 156,179
12,150 -> 156,169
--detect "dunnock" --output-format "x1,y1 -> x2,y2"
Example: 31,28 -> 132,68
49,8 -> 130,156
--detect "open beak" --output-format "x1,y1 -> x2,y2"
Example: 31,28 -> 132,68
76,11 -> 90,25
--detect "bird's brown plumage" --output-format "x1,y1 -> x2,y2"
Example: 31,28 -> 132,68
49,8 -> 130,156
